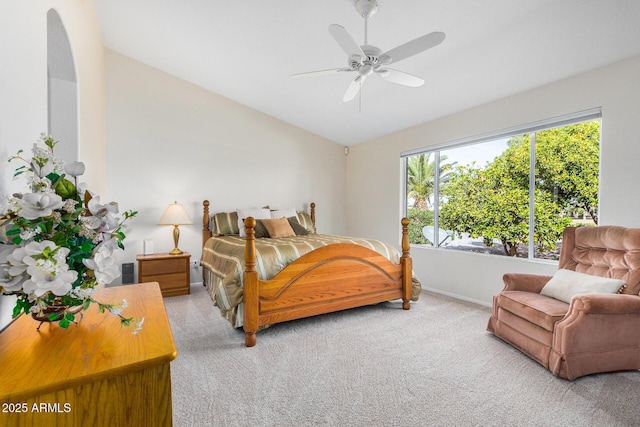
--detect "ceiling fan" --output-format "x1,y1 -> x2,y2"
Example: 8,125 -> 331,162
291,0 -> 445,102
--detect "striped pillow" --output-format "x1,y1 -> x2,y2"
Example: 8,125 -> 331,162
212,212 -> 239,236
297,211 -> 315,234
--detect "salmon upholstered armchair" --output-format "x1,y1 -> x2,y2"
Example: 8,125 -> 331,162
487,226 -> 640,380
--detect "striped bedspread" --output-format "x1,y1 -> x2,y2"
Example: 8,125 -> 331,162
201,234 -> 421,328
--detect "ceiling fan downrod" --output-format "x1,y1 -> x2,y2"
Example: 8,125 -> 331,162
356,0 -> 378,45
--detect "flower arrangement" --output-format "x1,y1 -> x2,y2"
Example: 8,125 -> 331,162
0,134 -> 142,333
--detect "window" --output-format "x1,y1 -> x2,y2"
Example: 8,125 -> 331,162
403,110 -> 601,261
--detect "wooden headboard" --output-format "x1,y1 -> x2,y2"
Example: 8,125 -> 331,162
202,200 -> 316,248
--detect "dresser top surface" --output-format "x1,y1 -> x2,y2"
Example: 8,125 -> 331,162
0,282 -> 177,400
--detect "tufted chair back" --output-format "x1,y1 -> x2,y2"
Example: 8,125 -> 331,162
558,226 -> 640,295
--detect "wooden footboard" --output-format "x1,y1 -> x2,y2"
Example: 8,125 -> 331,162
242,217 -> 412,347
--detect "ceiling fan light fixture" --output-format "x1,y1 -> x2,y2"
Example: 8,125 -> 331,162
359,64 -> 374,76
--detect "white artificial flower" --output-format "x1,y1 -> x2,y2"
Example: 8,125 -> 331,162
83,242 -> 123,285
32,136 -> 65,175
22,268 -> 77,297
62,198 -> 78,213
64,161 -> 85,177
132,317 -> 145,335
19,228 -> 38,241
84,196 -> 119,231
109,298 -> 129,316
0,246 -> 25,292
70,286 -> 94,299
31,141 -> 51,160
30,160 -> 54,178
5,245 -> 30,277
26,176 -> 52,193
18,241 -> 76,297
18,192 -> 63,220
0,267 -> 24,291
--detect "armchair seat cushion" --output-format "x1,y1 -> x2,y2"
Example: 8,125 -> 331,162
497,291 -> 569,332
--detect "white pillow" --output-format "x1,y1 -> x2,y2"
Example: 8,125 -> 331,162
237,208 -> 271,237
540,269 -> 626,304
270,208 -> 297,220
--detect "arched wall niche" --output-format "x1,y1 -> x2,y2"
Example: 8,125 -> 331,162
47,8 -> 78,163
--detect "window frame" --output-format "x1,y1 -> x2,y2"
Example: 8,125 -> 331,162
401,108 -> 602,260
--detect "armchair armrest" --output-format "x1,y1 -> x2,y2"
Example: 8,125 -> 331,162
553,293 -> 640,356
570,293 -> 640,314
502,273 -> 552,293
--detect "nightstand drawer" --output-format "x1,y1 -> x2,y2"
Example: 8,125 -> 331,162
139,258 -> 186,276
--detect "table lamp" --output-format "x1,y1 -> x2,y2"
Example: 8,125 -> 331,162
157,201 -> 193,255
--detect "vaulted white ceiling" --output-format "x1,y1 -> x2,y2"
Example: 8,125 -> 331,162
94,0 -> 640,146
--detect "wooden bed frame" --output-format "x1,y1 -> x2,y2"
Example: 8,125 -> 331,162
202,200 -> 413,347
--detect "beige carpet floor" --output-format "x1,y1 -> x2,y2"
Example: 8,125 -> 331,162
164,284 -> 640,427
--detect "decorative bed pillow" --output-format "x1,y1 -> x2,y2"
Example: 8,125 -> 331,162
297,211 -> 315,233
288,217 -> 309,236
540,269 -> 626,303
237,208 -> 271,237
212,212 -> 239,236
253,220 -> 270,238
261,217 -> 296,238
271,208 -> 297,219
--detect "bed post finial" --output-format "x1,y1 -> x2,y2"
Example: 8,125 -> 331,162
244,217 -> 256,271
401,217 -> 410,258
310,202 -> 316,233
203,200 -> 211,249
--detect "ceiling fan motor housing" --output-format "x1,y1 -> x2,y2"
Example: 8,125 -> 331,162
349,45 -> 384,75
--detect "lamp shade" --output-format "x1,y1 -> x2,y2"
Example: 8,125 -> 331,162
157,202 -> 193,226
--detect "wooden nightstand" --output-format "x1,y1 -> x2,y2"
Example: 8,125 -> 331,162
137,252 -> 190,297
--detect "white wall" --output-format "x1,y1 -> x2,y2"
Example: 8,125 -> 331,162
104,50 -> 347,284
346,55 -> 640,306
0,1 -> 105,327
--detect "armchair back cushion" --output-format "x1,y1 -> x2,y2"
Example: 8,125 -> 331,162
558,226 -> 640,295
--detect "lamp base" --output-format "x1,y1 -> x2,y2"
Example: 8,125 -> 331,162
169,248 -> 184,255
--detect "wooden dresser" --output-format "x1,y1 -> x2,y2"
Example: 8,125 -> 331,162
0,282 -> 177,427
137,253 -> 191,297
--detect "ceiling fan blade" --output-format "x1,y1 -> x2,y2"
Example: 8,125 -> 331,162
329,24 -> 365,61
343,75 -> 367,102
378,68 -> 424,87
380,31 -> 445,65
290,68 -> 353,78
